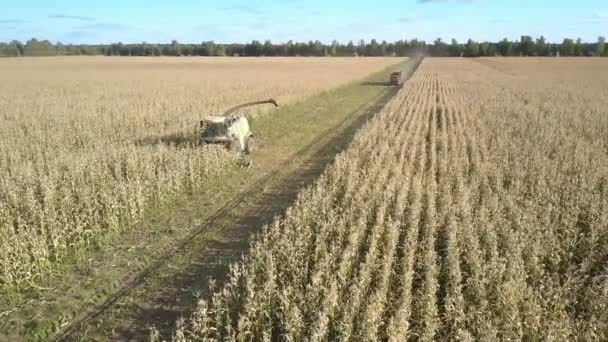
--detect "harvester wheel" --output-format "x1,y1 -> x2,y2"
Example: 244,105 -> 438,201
245,137 -> 255,154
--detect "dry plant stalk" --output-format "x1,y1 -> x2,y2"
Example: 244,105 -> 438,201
0,56 -> 397,292
173,58 -> 608,341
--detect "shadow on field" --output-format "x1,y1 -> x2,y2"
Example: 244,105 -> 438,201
135,132 -> 199,148
56,68 -> 410,341
361,81 -> 394,86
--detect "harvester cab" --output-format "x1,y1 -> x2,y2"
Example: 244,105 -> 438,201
200,99 -> 278,154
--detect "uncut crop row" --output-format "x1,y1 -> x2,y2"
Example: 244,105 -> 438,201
172,58 -> 608,341
0,57 -> 398,292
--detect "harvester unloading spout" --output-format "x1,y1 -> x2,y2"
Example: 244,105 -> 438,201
222,98 -> 279,117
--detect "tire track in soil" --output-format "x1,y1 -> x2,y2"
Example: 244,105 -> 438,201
56,60 -> 423,342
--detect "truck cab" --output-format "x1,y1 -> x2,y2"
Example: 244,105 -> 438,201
390,71 -> 403,85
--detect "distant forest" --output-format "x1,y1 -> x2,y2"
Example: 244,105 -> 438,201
1,36 -> 606,57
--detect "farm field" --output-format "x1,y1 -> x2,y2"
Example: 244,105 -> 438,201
172,58 -> 608,341
0,57 -> 412,340
0,56 -> 398,294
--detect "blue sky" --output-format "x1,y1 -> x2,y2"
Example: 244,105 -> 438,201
0,0 -> 606,44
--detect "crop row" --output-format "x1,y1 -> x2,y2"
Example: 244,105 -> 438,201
172,58 -> 608,341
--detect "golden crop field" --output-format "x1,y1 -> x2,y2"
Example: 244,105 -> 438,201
171,58 -> 608,341
0,57 -> 398,292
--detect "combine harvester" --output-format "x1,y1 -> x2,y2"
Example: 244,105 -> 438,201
199,99 -> 279,154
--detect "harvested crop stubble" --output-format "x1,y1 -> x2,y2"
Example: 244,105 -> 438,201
172,58 -> 608,341
0,57 -> 398,292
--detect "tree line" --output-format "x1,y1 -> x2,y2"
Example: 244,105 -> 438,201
1,36 -> 606,57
